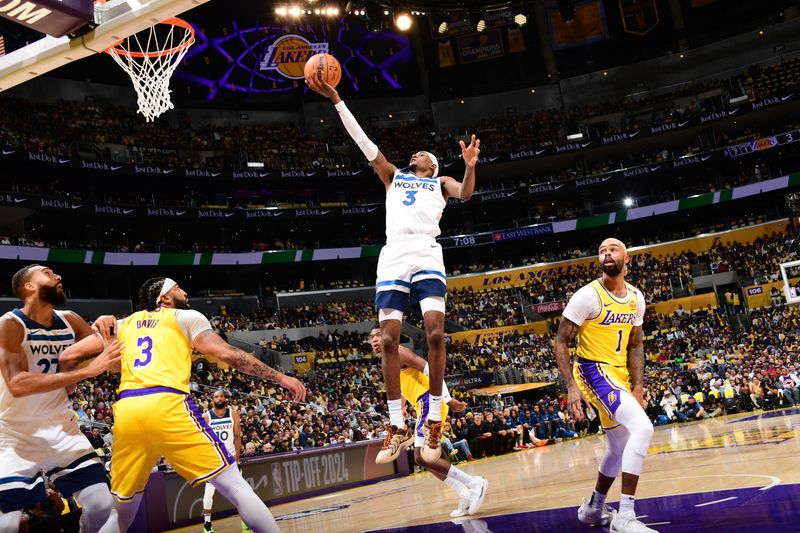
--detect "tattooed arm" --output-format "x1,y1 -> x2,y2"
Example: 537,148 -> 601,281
626,325 -> 646,408
193,330 -> 306,402
553,318 -> 586,421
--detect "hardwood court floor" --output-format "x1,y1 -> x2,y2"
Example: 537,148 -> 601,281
171,408 -> 800,532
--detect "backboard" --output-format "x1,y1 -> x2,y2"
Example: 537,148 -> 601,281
780,259 -> 800,305
0,0 -> 209,92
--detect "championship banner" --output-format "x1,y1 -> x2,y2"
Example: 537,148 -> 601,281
458,29 -> 504,64
619,0 -> 659,35
447,220 -> 788,291
438,40 -> 456,67
161,441 -> 396,527
448,322 -> 549,345
547,0 -> 608,50
432,9 -> 515,39
507,27 -> 526,54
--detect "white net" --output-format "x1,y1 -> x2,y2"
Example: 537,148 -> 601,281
106,18 -> 194,122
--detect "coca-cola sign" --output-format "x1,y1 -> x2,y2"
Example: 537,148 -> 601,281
530,301 -> 566,314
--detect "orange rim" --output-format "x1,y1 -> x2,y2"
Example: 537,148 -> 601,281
104,17 -> 195,58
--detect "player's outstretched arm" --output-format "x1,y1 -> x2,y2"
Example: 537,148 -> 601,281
305,75 -> 396,187
441,134 -> 480,201
193,330 -> 307,403
0,318 -> 123,397
553,317 -> 585,421
626,325 -> 646,408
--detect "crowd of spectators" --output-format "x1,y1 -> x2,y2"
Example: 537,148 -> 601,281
1,58 -> 797,173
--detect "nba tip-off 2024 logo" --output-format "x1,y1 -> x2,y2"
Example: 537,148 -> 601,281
259,34 -> 330,79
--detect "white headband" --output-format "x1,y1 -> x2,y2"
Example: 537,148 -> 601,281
156,278 -> 177,306
423,151 -> 439,178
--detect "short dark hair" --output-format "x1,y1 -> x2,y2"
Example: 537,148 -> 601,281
11,264 -> 42,300
137,277 -> 166,311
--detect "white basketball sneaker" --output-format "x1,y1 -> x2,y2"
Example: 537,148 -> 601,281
577,497 -> 613,526
468,476 -> 489,515
609,511 -> 658,532
450,495 -> 470,518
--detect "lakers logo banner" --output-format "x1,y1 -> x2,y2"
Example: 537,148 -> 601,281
619,0 -> 659,35
259,34 -> 329,79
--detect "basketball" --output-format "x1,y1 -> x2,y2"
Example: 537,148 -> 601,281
304,53 -> 342,88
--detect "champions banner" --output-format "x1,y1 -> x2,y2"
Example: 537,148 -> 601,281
547,0 -> 608,50
458,29 -> 504,64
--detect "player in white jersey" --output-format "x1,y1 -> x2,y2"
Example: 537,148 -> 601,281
0,264 -> 122,532
201,389 -> 243,533
306,75 -> 481,464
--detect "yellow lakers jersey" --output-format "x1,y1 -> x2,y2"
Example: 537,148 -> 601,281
575,279 -> 641,367
399,367 -> 430,405
117,308 -> 193,394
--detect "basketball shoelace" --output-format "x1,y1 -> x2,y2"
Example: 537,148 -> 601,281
426,421 -> 442,448
381,424 -> 396,450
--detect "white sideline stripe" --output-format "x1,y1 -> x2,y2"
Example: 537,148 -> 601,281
694,496 -> 738,507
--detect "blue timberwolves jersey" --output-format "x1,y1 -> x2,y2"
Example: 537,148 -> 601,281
208,407 -> 236,456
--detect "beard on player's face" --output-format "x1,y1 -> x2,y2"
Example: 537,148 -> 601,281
600,257 -> 624,277
172,294 -> 191,309
38,282 -> 66,306
213,400 -> 226,409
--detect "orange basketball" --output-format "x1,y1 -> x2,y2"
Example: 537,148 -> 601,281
304,53 -> 342,88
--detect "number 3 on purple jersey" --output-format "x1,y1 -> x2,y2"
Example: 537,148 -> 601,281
134,336 -> 153,367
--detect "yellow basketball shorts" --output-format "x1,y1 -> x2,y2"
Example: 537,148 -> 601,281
110,387 -> 235,502
413,393 -> 449,448
573,358 -> 632,430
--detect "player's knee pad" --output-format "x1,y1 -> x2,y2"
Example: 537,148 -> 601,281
378,308 -> 403,322
598,426 -> 629,478
203,482 -> 216,510
419,297 -> 445,315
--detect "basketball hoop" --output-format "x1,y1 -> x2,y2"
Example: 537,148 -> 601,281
104,17 -> 195,122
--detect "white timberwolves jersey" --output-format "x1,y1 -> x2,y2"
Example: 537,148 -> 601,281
385,170 -> 446,242
208,407 -> 236,457
0,309 -> 74,425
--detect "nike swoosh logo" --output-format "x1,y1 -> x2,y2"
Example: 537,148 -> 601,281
71,205 -> 82,209
728,108 -> 740,115
58,159 -> 70,164
260,173 -> 269,177
535,149 -> 547,155
321,210 -> 331,215
782,94 -> 793,101
2,149 -> 15,155
163,169 -> 174,174
123,209 -> 136,214
489,156 -> 500,162
581,142 -> 592,148
553,184 -> 564,189
111,165 -> 123,170
307,172 -> 318,177
176,211 -> 187,215
602,176 -> 613,181
225,213 -> 235,217
507,191 -> 517,197
212,172 -> 222,177
701,155 -> 712,161
629,132 -> 640,138
14,198 -> 26,203
367,207 -> 378,212
604,303 -> 612,307
678,121 -> 690,127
